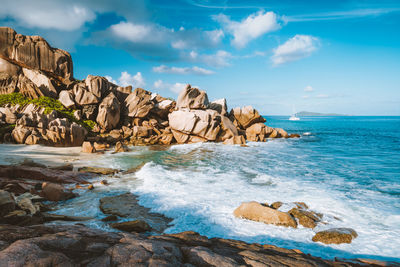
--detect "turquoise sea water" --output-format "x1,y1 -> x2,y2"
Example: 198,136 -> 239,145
50,116 -> 400,262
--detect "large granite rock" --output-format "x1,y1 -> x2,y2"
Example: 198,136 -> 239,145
0,224 -> 379,266
234,201 -> 297,228
0,27 -> 73,80
168,109 -> 221,143
20,68 -> 58,98
58,90 -> 75,108
11,111 -> 87,147
124,88 -> 154,118
176,84 -> 209,110
96,93 -> 120,131
0,58 -> 20,95
230,106 -> 266,129
245,122 -> 267,142
209,98 -> 227,115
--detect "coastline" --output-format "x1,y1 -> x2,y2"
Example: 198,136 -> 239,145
0,143 -> 399,266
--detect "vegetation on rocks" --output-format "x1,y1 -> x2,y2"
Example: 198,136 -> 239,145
0,93 -> 96,131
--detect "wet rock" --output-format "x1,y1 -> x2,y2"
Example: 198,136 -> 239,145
275,128 -> 289,138
234,201 -> 297,228
0,190 -> 15,216
312,228 -> 358,244
270,201 -> 283,210
49,164 -> 74,171
176,84 -> 209,110
99,193 -> 171,233
19,158 -> 47,168
41,182 -> 76,202
114,141 -> 129,153
96,92 -> 120,131
289,133 -> 301,138
288,208 -> 320,229
111,220 -> 151,233
93,142 -> 109,151
0,164 -> 89,184
16,197 -> 38,215
78,166 -> 118,175
0,224 -> 384,266
82,141 -> 96,153
101,215 -> 117,222
223,135 -> 246,145
230,106 -> 266,129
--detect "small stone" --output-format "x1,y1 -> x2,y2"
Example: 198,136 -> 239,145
101,180 -> 109,186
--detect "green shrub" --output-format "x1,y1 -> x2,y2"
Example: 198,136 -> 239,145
0,93 -> 95,131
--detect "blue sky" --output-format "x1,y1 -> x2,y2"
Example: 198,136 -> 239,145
1,0 -> 400,115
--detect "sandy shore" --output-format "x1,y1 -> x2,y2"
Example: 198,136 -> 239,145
0,144 -> 100,168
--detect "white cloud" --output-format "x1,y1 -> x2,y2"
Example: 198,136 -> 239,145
272,34 -> 319,65
110,21 -> 171,44
106,71 -> 145,88
153,65 -> 214,75
153,80 -> 187,94
186,50 -> 232,67
215,11 -> 281,48
304,85 -> 314,92
105,75 -> 117,84
0,1 -> 95,31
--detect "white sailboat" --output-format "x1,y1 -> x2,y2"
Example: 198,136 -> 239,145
289,106 -> 300,121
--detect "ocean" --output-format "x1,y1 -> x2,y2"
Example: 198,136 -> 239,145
5,116 -> 399,262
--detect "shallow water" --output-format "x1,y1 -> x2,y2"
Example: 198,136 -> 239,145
3,116 -> 400,262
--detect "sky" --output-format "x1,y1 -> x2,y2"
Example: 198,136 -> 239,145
1,0 -> 400,115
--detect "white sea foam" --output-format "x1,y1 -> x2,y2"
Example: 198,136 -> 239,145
1,141 -> 399,262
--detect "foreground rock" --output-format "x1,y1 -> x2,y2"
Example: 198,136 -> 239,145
234,201 -> 297,228
312,228 -> 358,244
0,224 -> 390,266
110,220 -> 151,233
100,193 -> 171,233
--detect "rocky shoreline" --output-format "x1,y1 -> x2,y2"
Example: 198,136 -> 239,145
0,27 -> 397,266
1,27 -> 299,149
0,162 -> 395,267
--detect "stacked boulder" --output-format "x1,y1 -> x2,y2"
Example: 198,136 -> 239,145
168,85 -> 245,144
0,27 -> 298,148
11,107 -> 86,147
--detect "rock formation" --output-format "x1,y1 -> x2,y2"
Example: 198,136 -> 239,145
0,27 -> 299,148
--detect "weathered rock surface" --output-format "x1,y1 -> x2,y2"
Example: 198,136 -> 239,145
0,190 -> 15,216
82,141 -> 96,153
0,27 -> 298,148
231,106 -> 266,129
169,109 -> 221,143
96,92 -> 120,131
0,224 -> 384,267
99,193 -> 171,233
234,201 -> 297,228
111,220 -> 151,233
312,228 -> 358,244
0,27 -> 73,80
114,141 -> 129,153
176,84 -> 209,110
124,88 -> 153,118
41,182 -> 76,202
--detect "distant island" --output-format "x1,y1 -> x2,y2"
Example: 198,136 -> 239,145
296,111 -> 349,116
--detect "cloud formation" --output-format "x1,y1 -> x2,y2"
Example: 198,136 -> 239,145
271,34 -> 319,65
105,71 -> 145,88
153,65 -> 214,75
185,50 -> 233,67
215,11 -> 281,48
153,80 -> 187,94
304,85 -> 314,92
